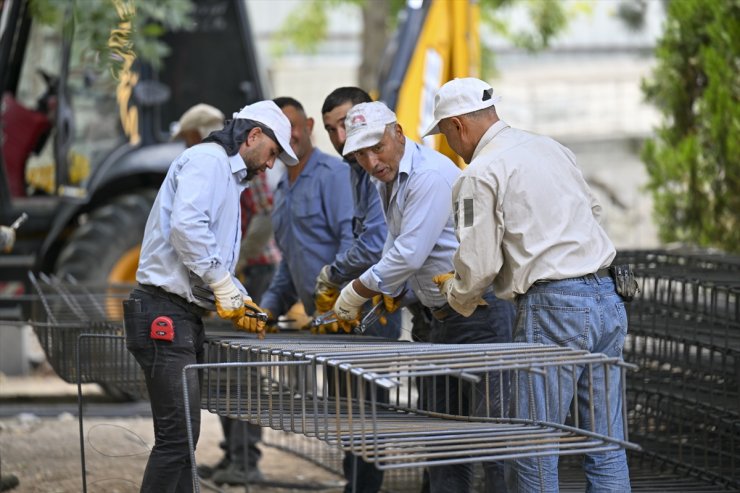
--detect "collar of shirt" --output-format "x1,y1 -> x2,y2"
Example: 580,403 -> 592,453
471,119 -> 510,162
227,152 -> 249,184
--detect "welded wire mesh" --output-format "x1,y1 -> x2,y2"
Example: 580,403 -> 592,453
616,249 -> 740,489
196,336 -> 639,470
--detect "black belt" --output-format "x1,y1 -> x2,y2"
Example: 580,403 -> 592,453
135,284 -> 207,317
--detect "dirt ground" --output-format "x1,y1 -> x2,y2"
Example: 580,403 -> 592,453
0,371 -> 350,493
0,412 -> 347,493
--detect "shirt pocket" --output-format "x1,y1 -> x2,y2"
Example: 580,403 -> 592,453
532,304 -> 590,350
293,192 -> 322,219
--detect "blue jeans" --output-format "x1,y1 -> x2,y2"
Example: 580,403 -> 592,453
124,288 -> 206,493
506,275 -> 630,493
427,291 -> 515,493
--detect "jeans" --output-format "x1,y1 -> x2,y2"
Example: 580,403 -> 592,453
220,417 -> 262,467
505,275 -> 630,493
124,288 -> 206,493
426,291 -> 515,493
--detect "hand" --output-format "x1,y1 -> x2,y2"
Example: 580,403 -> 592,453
0,226 -> 16,253
210,274 -> 246,321
311,317 -> 356,335
314,285 -> 339,314
234,298 -> 267,337
432,271 -> 454,295
370,296 -> 388,325
334,281 -> 368,321
315,265 -> 340,295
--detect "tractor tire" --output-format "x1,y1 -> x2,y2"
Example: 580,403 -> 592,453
55,191 -> 156,284
53,190 -> 156,402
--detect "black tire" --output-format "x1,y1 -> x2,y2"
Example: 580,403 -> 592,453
55,191 -> 156,283
53,191 -> 156,402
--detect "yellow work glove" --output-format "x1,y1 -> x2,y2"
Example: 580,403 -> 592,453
262,308 -> 280,333
432,272 -> 454,295
370,296 -> 388,326
311,317 -> 357,335
314,265 -> 340,313
210,274 -> 246,321
234,298 -> 267,338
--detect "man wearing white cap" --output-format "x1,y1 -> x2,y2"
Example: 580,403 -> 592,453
123,100 -> 298,493
333,101 -> 515,493
426,77 -> 631,492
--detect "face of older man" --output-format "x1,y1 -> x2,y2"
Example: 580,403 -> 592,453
352,124 -> 406,183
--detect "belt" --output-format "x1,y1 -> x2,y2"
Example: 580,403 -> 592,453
534,267 -> 612,286
135,284 -> 207,317
430,303 -> 454,321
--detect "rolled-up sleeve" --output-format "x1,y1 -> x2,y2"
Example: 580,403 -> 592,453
448,174 -> 505,316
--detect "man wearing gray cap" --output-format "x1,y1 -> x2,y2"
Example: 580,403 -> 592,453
332,101 -> 515,493
123,100 -> 298,493
426,77 -> 631,492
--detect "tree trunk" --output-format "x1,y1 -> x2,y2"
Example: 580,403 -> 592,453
358,0 -> 390,94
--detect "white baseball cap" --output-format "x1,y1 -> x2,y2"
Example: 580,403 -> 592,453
233,100 -> 299,166
171,103 -> 224,140
422,78 -> 501,137
342,102 -> 397,156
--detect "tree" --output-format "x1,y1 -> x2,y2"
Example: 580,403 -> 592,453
29,0 -> 193,77
641,0 -> 740,253
272,0 -> 579,95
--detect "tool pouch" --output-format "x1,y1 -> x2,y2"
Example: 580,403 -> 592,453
609,264 -> 639,302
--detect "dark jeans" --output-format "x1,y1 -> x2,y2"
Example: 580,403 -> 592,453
124,288 -> 206,493
426,291 -> 515,493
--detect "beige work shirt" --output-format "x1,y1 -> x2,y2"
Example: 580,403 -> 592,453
447,120 -> 615,315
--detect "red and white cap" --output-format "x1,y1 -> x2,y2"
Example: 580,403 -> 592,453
342,102 -> 397,156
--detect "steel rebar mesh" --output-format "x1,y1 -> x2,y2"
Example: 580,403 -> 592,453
196,336 -> 638,470
616,249 -> 740,489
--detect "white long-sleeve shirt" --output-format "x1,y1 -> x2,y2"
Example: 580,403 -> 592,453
447,120 -> 615,315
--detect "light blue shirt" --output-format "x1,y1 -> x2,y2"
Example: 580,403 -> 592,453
326,161 -> 388,284
261,148 -> 354,316
137,143 -> 249,309
358,138 -> 460,308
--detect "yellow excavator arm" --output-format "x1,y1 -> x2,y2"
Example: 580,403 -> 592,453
380,0 -> 480,168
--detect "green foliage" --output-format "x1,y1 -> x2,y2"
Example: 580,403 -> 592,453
29,0 -> 193,78
641,0 -> 740,252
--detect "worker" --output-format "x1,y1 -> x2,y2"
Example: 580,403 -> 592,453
332,101 -> 515,493
426,77 -> 632,492
168,103 -> 274,486
259,96 -> 354,327
317,87 -> 403,339
123,100 -> 297,493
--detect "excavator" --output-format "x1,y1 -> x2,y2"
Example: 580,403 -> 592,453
0,0 -> 478,318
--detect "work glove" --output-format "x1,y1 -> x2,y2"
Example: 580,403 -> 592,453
210,274 -> 246,321
0,226 -> 16,253
334,282 -> 369,321
314,265 -> 340,313
234,298 -> 267,337
370,296 -> 388,326
433,272 -> 487,306
432,272 -> 454,297
311,317 -> 357,335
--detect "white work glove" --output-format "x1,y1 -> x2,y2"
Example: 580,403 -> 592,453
0,225 -> 16,253
333,281 -> 369,321
210,273 -> 246,321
